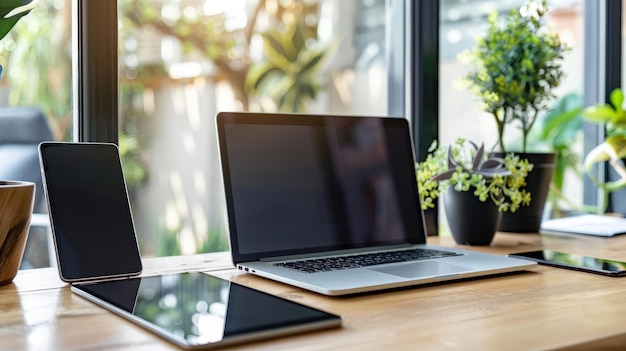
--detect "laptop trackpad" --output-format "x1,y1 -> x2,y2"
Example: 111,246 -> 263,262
369,261 -> 471,278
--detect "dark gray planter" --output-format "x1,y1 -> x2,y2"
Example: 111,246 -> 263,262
495,152 -> 556,233
444,187 -> 500,245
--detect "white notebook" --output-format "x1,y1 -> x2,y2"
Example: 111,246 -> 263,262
540,214 -> 626,237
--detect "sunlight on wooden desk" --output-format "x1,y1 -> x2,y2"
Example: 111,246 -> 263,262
3,234 -> 626,350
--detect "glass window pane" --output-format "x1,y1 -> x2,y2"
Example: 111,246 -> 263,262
118,0 -> 404,257
0,0 -> 74,269
439,0 -> 585,233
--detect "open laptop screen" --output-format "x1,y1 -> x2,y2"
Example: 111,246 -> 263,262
217,113 -> 425,262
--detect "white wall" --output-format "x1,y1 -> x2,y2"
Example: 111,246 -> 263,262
132,79 -> 227,255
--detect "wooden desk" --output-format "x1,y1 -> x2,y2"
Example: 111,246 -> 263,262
3,233 -> 626,350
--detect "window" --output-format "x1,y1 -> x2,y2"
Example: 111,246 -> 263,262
0,0 -> 73,268
17,0 -> 620,266
116,0 -> 410,257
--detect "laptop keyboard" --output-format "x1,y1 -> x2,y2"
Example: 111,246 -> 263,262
274,248 -> 462,273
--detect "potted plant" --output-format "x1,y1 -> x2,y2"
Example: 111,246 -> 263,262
461,0 -> 567,232
582,88 -> 626,213
416,139 -> 533,245
0,0 -> 35,285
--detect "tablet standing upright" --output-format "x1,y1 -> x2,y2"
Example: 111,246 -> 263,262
39,142 -> 143,282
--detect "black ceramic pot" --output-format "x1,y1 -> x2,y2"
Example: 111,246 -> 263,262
495,152 -> 556,233
443,187 -> 501,245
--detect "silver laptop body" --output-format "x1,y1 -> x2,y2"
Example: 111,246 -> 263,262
216,112 -> 536,296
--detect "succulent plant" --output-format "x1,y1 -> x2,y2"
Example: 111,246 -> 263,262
416,139 -> 534,212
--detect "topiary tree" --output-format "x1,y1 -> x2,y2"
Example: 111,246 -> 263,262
462,0 -> 568,153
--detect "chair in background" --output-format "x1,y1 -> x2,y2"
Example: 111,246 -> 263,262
0,106 -> 54,268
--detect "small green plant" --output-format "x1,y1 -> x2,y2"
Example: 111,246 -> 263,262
582,88 -> 626,211
461,0 -> 568,153
416,139 -> 533,213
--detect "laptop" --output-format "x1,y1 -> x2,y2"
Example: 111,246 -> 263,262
216,112 -> 536,296
38,142 -> 341,349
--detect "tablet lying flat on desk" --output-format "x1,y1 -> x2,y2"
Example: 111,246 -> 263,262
72,272 -> 341,350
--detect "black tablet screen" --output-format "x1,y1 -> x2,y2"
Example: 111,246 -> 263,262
73,273 -> 341,348
39,142 -> 142,281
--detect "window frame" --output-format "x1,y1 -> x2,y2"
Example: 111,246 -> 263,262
410,0 -> 438,162
598,0 -> 622,212
73,0 -> 119,144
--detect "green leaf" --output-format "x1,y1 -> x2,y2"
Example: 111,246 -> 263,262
299,79 -> 319,100
260,45 -> 290,73
606,135 -> 626,159
583,105 -> 618,123
281,21 -> 299,62
299,50 -> 325,74
0,0 -> 34,41
291,21 -> 306,53
584,136 -> 626,174
540,102 -> 582,148
245,61 -> 283,92
610,88 -> 625,114
550,110 -> 582,149
263,30 -> 289,61
584,138 -> 626,192
540,102 -> 582,138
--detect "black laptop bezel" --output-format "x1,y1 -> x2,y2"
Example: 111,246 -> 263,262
216,112 -> 427,265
